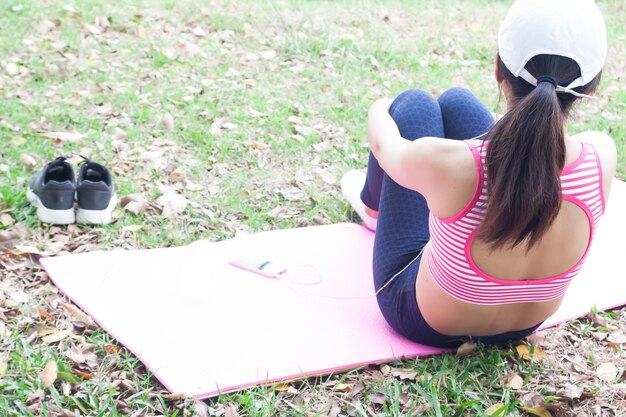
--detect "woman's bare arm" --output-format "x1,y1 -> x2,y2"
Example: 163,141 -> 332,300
367,98 -> 470,202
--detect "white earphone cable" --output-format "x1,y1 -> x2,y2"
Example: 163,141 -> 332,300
279,247 -> 426,301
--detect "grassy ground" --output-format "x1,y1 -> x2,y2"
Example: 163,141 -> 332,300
0,0 -> 624,416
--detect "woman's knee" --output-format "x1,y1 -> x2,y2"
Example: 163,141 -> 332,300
389,89 -> 437,117
388,89 -> 443,139
437,87 -> 477,110
437,87 -> 494,139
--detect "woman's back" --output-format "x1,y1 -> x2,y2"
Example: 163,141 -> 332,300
416,132 -> 616,336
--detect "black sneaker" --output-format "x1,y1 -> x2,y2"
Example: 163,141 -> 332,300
75,157 -> 117,224
27,157 -> 76,224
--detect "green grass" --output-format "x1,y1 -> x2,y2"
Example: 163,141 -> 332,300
0,0 -> 624,416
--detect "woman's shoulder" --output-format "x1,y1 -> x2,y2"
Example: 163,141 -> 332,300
571,131 -> 617,170
414,138 -> 482,219
572,131 -> 616,156
571,131 -> 617,203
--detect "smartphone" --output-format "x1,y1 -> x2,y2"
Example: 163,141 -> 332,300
229,256 -> 287,279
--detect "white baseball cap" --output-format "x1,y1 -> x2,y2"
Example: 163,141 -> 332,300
498,0 -> 607,98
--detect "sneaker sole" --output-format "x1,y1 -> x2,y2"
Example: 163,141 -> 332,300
26,188 -> 76,224
76,193 -> 118,225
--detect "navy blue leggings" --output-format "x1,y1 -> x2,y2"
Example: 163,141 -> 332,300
362,88 -> 540,348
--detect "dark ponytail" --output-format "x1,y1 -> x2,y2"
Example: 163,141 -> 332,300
478,55 -> 601,250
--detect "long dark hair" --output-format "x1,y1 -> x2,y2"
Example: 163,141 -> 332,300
478,54 -> 601,250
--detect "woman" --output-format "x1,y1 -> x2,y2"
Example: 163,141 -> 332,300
341,0 -> 617,348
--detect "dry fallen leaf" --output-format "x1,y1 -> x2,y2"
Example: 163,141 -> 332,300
369,391 -> 387,405
103,344 -> 120,354
260,50 -> 277,60
42,360 -> 58,388
156,191 -> 188,217
469,22 -> 481,33
111,126 -> 128,140
318,170 -> 336,185
194,399 -> 209,417
456,341 -> 476,356
250,141 -> 267,151
123,224 -> 143,232
209,118 -> 223,135
95,103 -> 113,115
164,393 -> 189,401
38,306 -> 55,321
65,346 -> 86,365
559,384 -> 584,400
0,357 -> 7,376
597,362 -> 618,382
515,344 -> 547,361
484,403 -> 506,416
525,333 -> 547,346
123,200 -> 147,215
61,303 -> 81,318
325,401 -> 341,417
19,153 -> 38,169
63,303 -> 92,323
85,23 -> 103,35
8,290 -> 29,305
279,186 -> 306,202
38,326 -> 59,337
521,405 -> 552,417
521,392 -> 545,408
224,404 -> 240,417
61,381 -> 71,396
0,213 -> 14,226
38,131 -> 85,143
120,194 -> 148,215
333,382 -> 353,392
42,330 -> 70,344
66,345 -> 98,368
0,230 -> 19,251
390,368 -> 417,380
274,383 -> 290,392
162,113 -> 175,132
5,62 -> 19,76
12,244 -> 45,256
46,405 -> 75,417
10,136 -> 26,145
37,19 -> 56,34
608,331 -> 626,345
504,373 -> 524,390
71,369 -> 94,380
136,25 -> 147,38
288,116 -> 302,124
589,313 -> 609,328
169,167 -> 186,182
612,383 -> 626,396
95,15 -> 110,31
192,26 -> 207,37
348,381 -> 366,398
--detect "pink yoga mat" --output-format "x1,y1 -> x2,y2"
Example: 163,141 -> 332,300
41,179 -> 626,398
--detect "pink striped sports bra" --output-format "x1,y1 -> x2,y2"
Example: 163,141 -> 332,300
428,139 -> 606,305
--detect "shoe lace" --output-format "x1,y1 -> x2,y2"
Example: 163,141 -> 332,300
78,155 -> 93,167
77,155 -> 109,183
51,156 -> 68,163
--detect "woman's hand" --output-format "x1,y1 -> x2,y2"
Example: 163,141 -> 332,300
369,98 -> 393,113
367,98 -> 398,157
